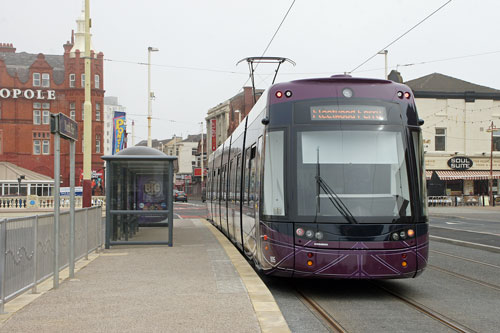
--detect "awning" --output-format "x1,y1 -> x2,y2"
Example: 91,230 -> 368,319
425,170 -> 433,180
435,170 -> 500,180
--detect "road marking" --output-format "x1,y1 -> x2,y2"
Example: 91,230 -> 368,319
431,225 -> 500,237
431,214 -> 500,223
430,235 -> 500,253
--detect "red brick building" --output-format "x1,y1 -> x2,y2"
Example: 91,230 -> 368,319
0,30 -> 104,188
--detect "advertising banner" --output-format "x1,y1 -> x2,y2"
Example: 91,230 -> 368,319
211,119 -> 217,151
112,111 -> 126,155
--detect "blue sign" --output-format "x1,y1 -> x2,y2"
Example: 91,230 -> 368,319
112,111 -> 126,154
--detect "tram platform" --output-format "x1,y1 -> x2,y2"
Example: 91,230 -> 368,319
0,219 -> 289,333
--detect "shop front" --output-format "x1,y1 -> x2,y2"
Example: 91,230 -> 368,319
425,155 -> 500,205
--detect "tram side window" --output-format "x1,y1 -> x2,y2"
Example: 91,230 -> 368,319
222,165 -> 227,202
248,145 -> 257,206
216,168 -> 220,201
262,131 -> 285,216
229,160 -> 235,201
243,148 -> 251,205
236,155 -> 241,203
412,131 -> 428,216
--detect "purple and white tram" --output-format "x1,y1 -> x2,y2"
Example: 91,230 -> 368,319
206,75 -> 428,279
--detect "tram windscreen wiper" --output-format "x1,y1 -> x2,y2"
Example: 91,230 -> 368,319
315,148 -> 358,224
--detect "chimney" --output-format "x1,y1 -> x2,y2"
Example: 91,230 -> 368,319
0,43 -> 16,53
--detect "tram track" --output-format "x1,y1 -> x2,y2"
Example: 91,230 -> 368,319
295,288 -> 348,333
430,249 -> 500,269
294,281 -> 480,333
373,282 -> 478,333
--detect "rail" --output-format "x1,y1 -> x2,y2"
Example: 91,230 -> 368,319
427,195 -> 499,207
0,196 -> 106,210
0,206 -> 104,313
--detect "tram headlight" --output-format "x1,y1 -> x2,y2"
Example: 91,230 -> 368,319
275,91 -> 283,98
305,230 -> 314,239
342,88 -> 353,98
285,90 -> 293,98
397,91 -> 404,99
315,231 -> 324,240
399,231 -> 407,239
391,233 -> 400,241
404,92 -> 411,99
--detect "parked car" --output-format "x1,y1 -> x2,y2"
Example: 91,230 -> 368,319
174,190 -> 188,202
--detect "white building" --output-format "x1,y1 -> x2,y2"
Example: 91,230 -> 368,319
404,73 -> 500,198
103,96 -> 126,155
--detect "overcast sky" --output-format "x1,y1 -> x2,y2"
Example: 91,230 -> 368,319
2,0 -> 499,143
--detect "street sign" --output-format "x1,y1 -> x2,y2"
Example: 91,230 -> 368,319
50,113 -> 78,141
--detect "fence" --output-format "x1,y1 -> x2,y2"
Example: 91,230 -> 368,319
0,196 -> 106,210
0,206 -> 104,313
428,195 -> 500,207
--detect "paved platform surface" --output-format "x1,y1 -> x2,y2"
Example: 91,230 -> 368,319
0,219 -> 289,333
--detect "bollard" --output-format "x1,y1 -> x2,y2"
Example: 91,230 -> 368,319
32,216 -> 39,294
0,219 -> 7,314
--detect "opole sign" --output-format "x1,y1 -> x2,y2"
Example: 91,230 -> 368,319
447,156 -> 473,170
0,88 -> 56,100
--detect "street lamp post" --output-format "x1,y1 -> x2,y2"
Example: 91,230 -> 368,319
378,50 -> 388,79
17,175 -> 25,195
147,46 -> 159,148
487,122 -> 498,205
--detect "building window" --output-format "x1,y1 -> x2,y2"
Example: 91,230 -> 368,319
69,74 -> 75,88
33,140 -> 41,154
42,73 -> 50,87
70,102 -> 76,120
0,131 -> 3,154
494,130 -> 500,151
82,103 -> 84,120
192,148 -> 197,155
96,103 -> 101,121
81,74 -> 85,88
96,135 -> 101,153
42,140 -> 50,154
41,103 -> 50,124
95,74 -> 100,89
33,73 -> 40,86
33,102 -> 41,125
435,128 -> 446,151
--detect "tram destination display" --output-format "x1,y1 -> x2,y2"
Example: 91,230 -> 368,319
310,105 -> 387,121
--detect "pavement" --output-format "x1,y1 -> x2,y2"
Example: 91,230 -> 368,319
0,218 -> 290,333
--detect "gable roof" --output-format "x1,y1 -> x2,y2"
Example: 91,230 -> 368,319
405,73 -> 500,94
0,51 -> 65,84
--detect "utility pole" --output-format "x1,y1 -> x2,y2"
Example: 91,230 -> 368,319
378,50 -> 388,79
487,122 -> 498,205
147,46 -> 159,147
82,0 -> 92,207
200,122 -> 204,185
131,119 -> 135,146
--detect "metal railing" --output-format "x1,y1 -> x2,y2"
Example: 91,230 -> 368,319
0,196 -> 106,210
0,206 -> 104,313
428,195 -> 499,207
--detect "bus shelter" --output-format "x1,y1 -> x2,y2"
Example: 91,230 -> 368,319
102,146 -> 177,248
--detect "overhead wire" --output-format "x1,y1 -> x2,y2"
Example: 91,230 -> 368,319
349,0 -> 453,74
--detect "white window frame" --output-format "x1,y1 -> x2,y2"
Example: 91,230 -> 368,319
70,102 -> 76,120
42,110 -> 50,124
33,73 -> 40,86
69,74 -> 76,88
96,103 -> 101,121
96,135 -> 101,153
435,128 -> 446,151
42,140 -> 50,154
42,73 -> 50,87
33,110 -> 41,125
81,74 -> 85,88
95,74 -> 100,89
33,140 -> 41,155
